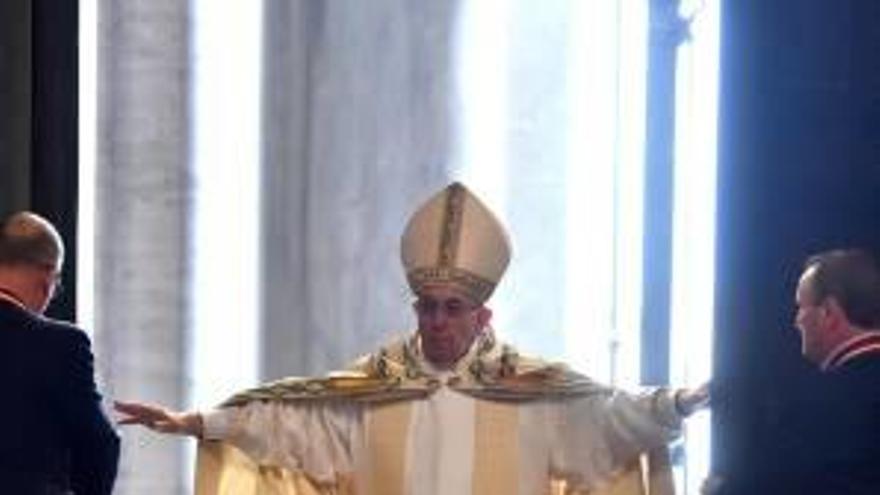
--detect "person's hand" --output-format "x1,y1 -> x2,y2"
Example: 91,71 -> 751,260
114,400 -> 203,437
674,382 -> 711,416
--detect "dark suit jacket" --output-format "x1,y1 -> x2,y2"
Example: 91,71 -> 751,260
0,299 -> 120,495
722,351 -> 880,494
793,352 -> 880,494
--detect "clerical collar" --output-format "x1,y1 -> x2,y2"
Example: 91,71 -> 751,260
822,332 -> 880,371
0,287 -> 28,311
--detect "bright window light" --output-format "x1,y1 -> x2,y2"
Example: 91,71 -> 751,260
455,2 -> 720,493
451,0 -> 510,212
77,0 -> 97,333
609,0 -> 648,388
190,0 -> 263,409
564,0 -> 620,383
670,1 -> 721,493
454,1 -> 647,387
563,0 -> 648,386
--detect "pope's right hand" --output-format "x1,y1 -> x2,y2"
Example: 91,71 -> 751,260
114,400 -> 203,437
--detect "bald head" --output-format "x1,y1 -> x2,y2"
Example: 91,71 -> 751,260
0,212 -> 65,313
0,211 -> 65,270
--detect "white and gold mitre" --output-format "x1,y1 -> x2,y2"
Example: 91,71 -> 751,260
401,182 -> 511,304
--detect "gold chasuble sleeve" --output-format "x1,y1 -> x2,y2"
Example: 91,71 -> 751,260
550,449 -> 674,495
195,440 -> 337,495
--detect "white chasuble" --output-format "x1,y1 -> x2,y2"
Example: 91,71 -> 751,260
195,332 -> 678,495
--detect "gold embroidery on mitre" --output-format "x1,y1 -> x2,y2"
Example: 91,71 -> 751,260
438,182 -> 466,267
406,266 -> 496,303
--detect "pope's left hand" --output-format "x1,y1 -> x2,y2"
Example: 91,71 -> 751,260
675,382 -> 711,416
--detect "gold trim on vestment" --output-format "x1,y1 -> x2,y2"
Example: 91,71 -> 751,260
473,400 -> 520,493
223,331 -> 607,408
364,401 -> 411,495
406,266 -> 496,304
220,374 -> 438,408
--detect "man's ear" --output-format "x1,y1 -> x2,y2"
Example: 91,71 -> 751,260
476,306 -> 493,328
823,297 -> 849,326
23,267 -> 52,313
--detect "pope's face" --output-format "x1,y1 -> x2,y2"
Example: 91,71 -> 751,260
414,285 -> 491,369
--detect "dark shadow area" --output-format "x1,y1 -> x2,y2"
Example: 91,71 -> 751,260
713,0 -> 880,488
0,0 -> 79,321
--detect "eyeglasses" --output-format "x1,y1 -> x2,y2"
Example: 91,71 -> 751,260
413,297 -> 476,318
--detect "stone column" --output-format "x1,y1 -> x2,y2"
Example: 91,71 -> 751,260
93,1 -> 192,493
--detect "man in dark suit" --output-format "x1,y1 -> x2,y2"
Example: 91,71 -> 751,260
714,248 -> 880,495
0,211 -> 119,494
783,248 -> 880,494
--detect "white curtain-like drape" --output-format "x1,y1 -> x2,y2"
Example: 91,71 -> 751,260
260,0 -> 460,378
